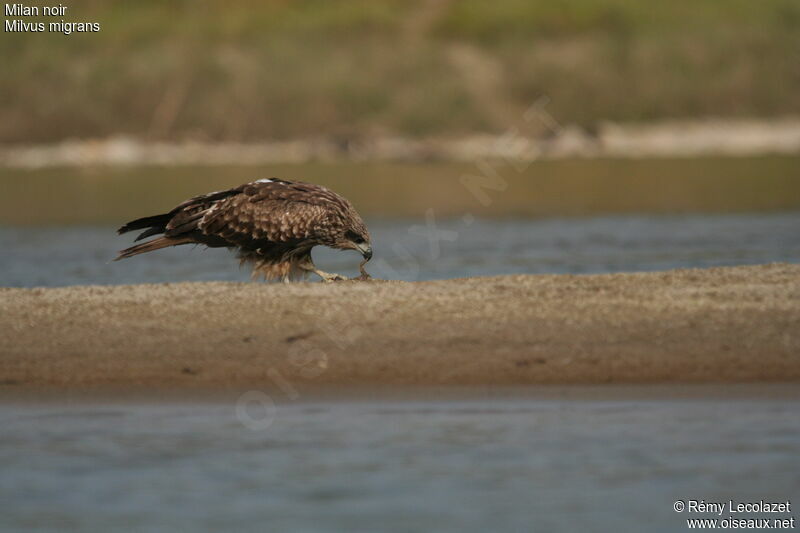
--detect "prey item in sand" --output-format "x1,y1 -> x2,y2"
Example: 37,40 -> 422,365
114,178 -> 372,282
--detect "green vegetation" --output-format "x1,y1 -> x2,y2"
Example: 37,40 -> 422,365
2,0 -> 799,142
2,157 -> 799,224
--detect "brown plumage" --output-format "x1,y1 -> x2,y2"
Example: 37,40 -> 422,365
115,178 -> 372,282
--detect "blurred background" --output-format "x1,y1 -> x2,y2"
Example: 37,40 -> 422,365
2,5 -> 800,533
4,0 -> 800,142
1,0 -> 799,284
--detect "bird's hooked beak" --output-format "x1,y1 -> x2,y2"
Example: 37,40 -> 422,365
355,242 -> 372,261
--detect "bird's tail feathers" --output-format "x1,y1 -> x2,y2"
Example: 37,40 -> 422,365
114,236 -> 191,261
117,213 -> 171,236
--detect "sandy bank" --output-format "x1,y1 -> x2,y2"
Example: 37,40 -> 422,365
2,119 -> 800,168
1,264 -> 798,390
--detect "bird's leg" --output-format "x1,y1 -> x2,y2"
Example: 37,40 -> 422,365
297,256 -> 348,283
311,267 -> 349,283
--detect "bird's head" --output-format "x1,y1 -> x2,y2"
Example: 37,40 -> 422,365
334,220 -> 372,262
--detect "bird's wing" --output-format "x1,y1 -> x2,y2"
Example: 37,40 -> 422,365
121,185 -> 245,241
192,180 -> 333,247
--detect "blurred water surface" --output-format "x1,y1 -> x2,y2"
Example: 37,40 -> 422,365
0,389 -> 798,532
1,212 -> 799,286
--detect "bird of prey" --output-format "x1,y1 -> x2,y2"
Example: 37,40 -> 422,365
115,178 -> 372,282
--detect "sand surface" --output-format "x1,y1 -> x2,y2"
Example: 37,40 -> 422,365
4,120 -> 800,169
1,264 -> 799,390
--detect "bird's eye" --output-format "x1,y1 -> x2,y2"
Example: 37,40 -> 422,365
346,231 -> 364,244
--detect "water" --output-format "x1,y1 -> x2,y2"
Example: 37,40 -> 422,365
1,387 -> 798,532
2,212 -> 799,287
2,214 -> 799,531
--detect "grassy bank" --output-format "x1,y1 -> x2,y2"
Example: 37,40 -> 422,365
1,157 -> 799,224
2,0 -> 799,143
